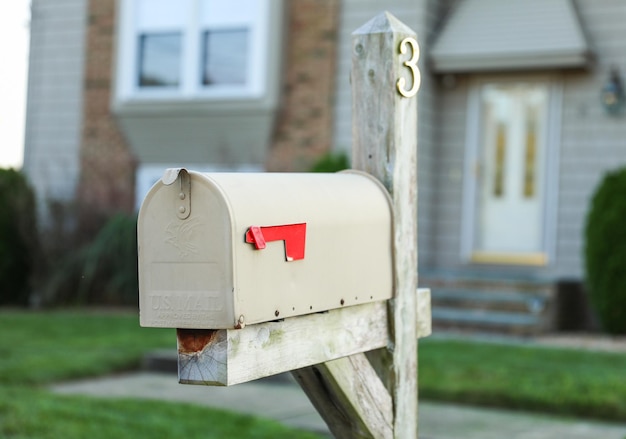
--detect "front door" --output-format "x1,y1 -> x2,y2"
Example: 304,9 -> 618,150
471,82 -> 549,265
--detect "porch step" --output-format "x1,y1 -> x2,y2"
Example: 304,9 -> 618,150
424,275 -> 556,335
433,289 -> 548,313
432,307 -> 542,329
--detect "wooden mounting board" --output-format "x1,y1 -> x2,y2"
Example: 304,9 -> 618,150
177,289 -> 431,386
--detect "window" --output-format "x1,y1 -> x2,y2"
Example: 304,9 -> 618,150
138,33 -> 182,87
114,0 -> 284,186
116,0 -> 270,101
202,29 -> 249,86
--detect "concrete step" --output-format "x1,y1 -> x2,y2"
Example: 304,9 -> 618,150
431,289 -> 549,313
432,307 -> 542,328
424,275 -> 556,335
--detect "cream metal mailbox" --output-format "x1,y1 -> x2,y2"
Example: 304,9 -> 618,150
138,169 -> 393,329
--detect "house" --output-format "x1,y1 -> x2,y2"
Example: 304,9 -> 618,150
23,0 -> 626,331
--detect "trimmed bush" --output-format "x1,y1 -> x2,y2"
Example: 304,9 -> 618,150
0,168 -> 39,306
584,167 -> 626,334
44,213 -> 138,306
309,151 -> 350,173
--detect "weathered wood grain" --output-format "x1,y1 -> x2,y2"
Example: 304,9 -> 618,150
292,354 -> 393,439
178,289 -> 431,387
176,12 -> 426,438
351,12 -> 420,439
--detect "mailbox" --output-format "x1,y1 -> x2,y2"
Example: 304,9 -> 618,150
138,169 -> 393,329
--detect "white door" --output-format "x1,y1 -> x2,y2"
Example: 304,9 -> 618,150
471,83 -> 549,264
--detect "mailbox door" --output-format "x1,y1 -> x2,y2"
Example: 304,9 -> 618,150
138,173 -> 236,329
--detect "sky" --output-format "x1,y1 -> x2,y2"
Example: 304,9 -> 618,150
0,1 -> 30,169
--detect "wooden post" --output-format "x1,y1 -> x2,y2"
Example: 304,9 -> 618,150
294,11 -> 420,438
173,11 -> 426,439
351,12 -> 420,438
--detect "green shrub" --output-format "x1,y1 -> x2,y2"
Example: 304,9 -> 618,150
584,167 -> 626,333
44,213 -> 138,306
0,168 -> 39,306
309,151 -> 350,173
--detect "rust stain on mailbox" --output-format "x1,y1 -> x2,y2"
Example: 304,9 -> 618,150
138,169 -> 394,330
177,328 -> 217,354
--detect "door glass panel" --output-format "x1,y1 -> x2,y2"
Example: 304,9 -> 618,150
524,105 -> 537,198
494,122 -> 506,197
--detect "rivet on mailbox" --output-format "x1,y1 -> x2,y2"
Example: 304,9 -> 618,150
138,169 -> 393,330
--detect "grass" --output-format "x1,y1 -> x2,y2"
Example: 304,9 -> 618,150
0,386 -> 321,439
419,337 -> 626,422
3,309 -> 626,436
0,309 -> 323,439
0,309 -> 173,384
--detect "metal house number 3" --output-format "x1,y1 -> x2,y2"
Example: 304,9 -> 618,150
396,37 -> 420,98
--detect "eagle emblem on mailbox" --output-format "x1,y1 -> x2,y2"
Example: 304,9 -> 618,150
165,217 -> 203,259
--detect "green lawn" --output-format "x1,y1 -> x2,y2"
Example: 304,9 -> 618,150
2,309 -> 626,438
0,309 -> 323,439
1,310 -> 173,384
0,386 -> 321,439
420,337 -> 626,421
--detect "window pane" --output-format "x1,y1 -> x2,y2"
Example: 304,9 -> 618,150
138,33 -> 181,87
202,29 -> 248,86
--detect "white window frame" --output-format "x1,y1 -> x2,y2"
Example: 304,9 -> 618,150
115,0 -> 271,103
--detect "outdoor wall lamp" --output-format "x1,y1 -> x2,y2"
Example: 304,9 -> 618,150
601,67 -> 624,115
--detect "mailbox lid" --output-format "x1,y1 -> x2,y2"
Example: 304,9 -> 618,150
204,171 -> 394,327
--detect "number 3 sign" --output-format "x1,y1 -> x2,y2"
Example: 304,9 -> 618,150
396,37 -> 420,98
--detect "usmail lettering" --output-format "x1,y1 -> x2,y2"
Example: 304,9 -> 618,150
150,292 -> 223,312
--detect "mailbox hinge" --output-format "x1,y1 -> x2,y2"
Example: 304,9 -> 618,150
162,168 -> 191,220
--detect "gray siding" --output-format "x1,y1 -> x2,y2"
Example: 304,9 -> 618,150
431,75 -> 470,270
429,0 -> 626,280
556,0 -> 626,278
430,0 -> 589,72
332,0 -> 438,270
22,0 -> 87,219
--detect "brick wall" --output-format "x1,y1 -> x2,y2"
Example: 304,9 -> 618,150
267,0 -> 340,172
75,0 -> 339,219
76,0 -> 135,223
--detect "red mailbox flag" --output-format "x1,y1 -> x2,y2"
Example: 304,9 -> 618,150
245,223 -> 307,262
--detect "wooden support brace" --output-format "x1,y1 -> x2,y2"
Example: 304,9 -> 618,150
292,354 -> 393,439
